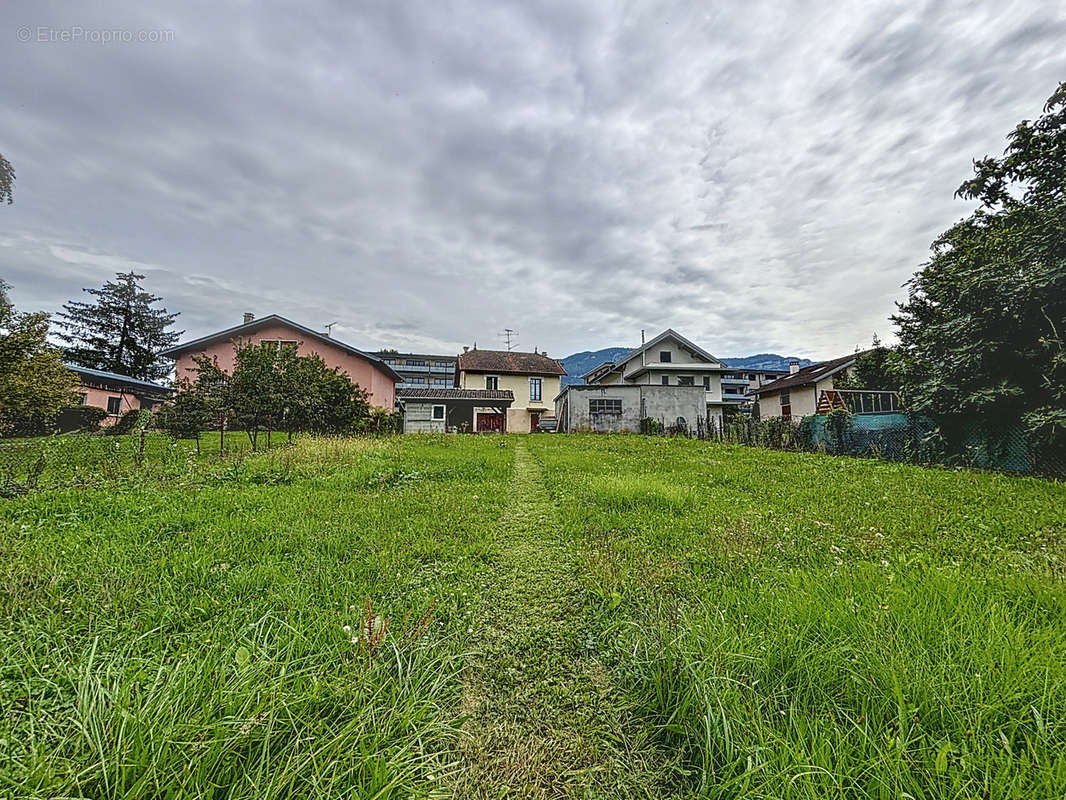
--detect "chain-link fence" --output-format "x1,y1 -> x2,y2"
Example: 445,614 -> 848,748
710,412 -> 1065,479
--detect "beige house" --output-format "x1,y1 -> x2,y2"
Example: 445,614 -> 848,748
582,329 -> 732,428
455,348 -> 565,432
751,352 -> 860,420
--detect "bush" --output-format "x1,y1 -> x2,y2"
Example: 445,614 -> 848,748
54,405 -> 109,433
107,408 -> 153,436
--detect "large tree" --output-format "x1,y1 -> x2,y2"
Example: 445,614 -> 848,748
0,153 -> 13,205
892,82 -> 1066,462
0,281 -> 77,436
56,271 -> 182,381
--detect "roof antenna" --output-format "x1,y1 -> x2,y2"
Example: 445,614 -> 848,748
324,321 -> 338,337
499,328 -> 518,351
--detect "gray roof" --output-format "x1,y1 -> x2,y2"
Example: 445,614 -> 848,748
65,364 -> 175,394
158,314 -> 403,382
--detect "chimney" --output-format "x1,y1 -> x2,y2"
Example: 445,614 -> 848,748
243,312 -> 254,324
789,358 -> 800,374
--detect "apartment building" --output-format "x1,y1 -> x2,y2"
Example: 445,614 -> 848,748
371,351 -> 457,391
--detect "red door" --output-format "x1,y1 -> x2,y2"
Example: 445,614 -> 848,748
476,413 -> 504,432
529,412 -> 539,432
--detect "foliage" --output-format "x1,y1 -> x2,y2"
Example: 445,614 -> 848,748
639,417 -> 663,435
0,281 -> 78,436
106,407 -> 153,436
835,336 -> 900,391
893,82 -> 1066,463
155,384 -> 213,452
177,343 -> 376,450
56,404 -> 109,433
823,406 -> 853,453
55,271 -> 182,381
0,151 -> 13,204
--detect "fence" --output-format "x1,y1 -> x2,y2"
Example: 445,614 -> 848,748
712,412 -> 1065,479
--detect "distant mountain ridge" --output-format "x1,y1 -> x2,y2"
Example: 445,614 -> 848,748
559,348 -> 814,387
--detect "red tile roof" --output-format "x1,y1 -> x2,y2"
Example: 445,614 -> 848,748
457,349 -> 566,376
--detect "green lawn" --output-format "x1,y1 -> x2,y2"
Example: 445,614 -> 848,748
1,434 -> 1063,798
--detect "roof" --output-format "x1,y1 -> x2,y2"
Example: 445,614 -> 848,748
749,352 -> 864,394
371,351 -> 457,362
456,349 -> 566,376
158,314 -> 403,382
65,364 -> 175,394
585,329 -> 728,385
397,387 -> 514,403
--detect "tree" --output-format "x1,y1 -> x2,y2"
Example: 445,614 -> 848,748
893,82 -> 1066,463
156,384 -> 213,454
835,336 -> 900,392
56,271 -> 182,381
0,153 -> 13,205
0,281 -> 77,436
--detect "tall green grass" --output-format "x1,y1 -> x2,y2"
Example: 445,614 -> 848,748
1,435 -> 513,799
529,435 -> 1066,798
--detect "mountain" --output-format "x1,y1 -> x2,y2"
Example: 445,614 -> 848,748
721,353 -> 815,371
559,347 -> 631,386
559,348 -> 814,386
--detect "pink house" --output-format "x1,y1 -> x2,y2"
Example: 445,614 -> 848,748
160,314 -> 401,409
66,364 -> 175,426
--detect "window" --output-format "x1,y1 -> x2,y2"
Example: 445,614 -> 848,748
106,396 -> 122,415
703,376 -> 710,389
780,390 -> 791,406
661,375 -> 669,385
529,377 -> 542,402
407,359 -> 426,367
432,377 -> 450,386
678,376 -> 694,386
260,339 -> 297,352
589,398 -> 622,416
659,351 -> 672,363
78,393 -> 88,405
748,373 -> 756,381
431,404 -> 445,421
485,375 -> 498,390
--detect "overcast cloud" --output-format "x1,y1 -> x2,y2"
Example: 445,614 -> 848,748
2,0 -> 1064,360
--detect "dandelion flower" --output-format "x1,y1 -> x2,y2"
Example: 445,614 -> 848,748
342,625 -> 352,634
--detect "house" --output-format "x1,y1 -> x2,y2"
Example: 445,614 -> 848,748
721,368 -> 790,409
751,352 -> 863,420
65,364 -> 174,426
454,347 -> 566,433
397,387 -> 514,433
160,314 -> 402,410
557,329 -> 731,432
371,351 -> 457,391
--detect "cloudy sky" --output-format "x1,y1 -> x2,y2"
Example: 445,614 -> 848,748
2,1 -> 1064,360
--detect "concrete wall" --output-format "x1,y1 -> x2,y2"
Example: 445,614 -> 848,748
557,385 -> 706,433
174,321 -> 397,409
402,402 -> 447,433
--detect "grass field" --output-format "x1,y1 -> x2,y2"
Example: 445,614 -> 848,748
1,434 -> 1064,798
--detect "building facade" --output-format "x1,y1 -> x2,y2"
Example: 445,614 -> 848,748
751,353 -> 861,420
397,387 -> 514,433
372,352 -> 457,391
66,364 -> 174,426
720,369 -> 790,409
455,348 -> 565,433
160,314 -> 402,410
554,384 -> 707,433
579,329 -> 732,427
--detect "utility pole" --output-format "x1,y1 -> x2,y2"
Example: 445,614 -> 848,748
499,328 -> 518,351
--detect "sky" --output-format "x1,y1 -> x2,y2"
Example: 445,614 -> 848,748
2,1 -> 1064,361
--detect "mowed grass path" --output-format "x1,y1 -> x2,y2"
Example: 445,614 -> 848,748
1,433 -> 1064,798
